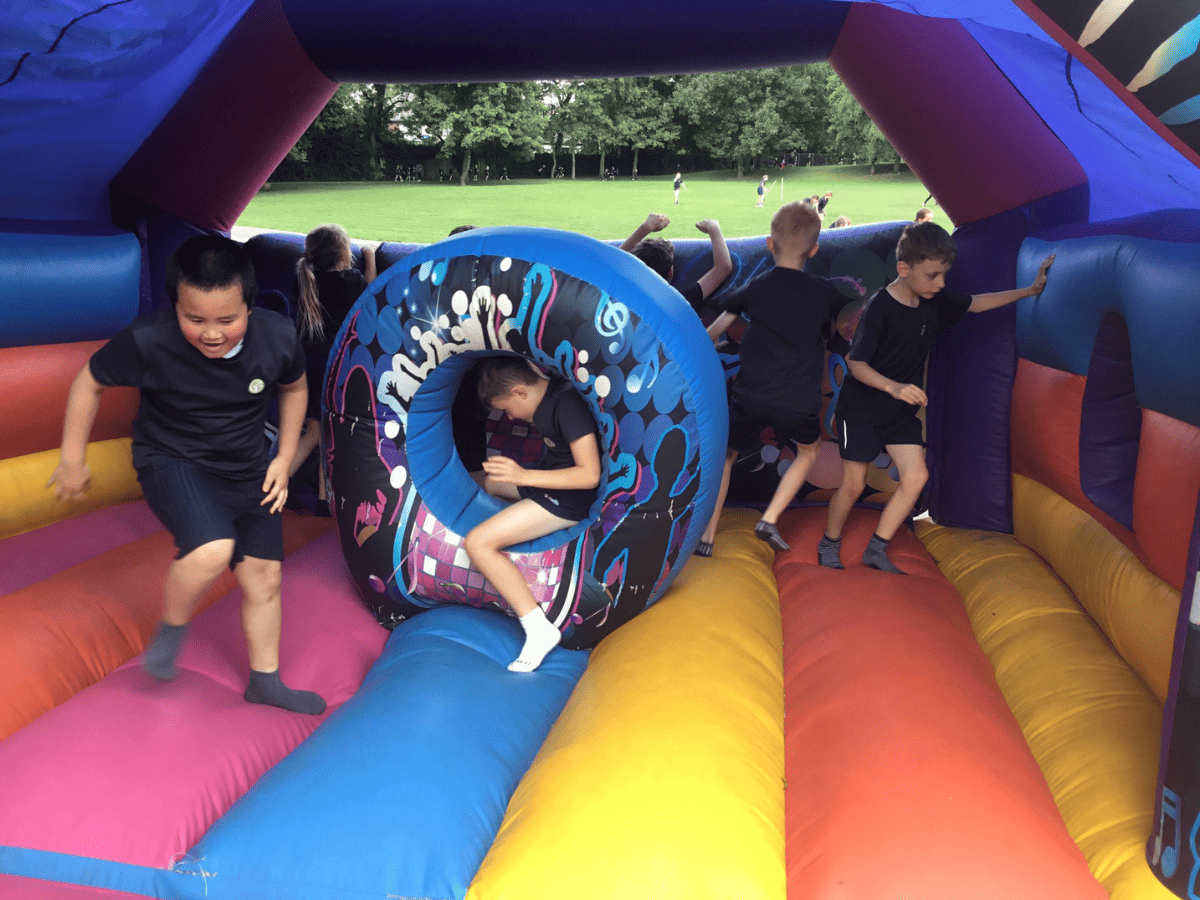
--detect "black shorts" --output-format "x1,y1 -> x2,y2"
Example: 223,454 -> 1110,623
837,414 -> 924,463
517,485 -> 596,523
137,456 -> 284,564
728,397 -> 821,455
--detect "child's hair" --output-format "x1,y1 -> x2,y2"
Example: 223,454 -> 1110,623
476,357 -> 542,406
633,238 -> 673,280
770,200 -> 821,255
914,207 -> 934,223
896,222 -> 957,266
296,224 -> 354,340
830,215 -> 851,228
166,234 -> 256,307
448,224 -> 478,235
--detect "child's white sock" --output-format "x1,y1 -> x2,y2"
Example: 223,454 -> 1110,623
508,607 -> 562,673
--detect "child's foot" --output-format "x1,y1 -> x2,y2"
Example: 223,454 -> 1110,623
817,535 -> 844,570
509,609 -> 562,673
143,622 -> 188,681
754,520 -> 790,553
863,534 -> 905,575
245,669 -> 326,715
694,540 -> 714,558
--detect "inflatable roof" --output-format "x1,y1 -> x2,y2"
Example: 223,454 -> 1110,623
3,0 -> 1199,232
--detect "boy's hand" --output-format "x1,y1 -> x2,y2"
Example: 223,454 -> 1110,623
695,219 -> 721,236
482,455 -> 526,485
643,213 -> 670,233
1030,254 -> 1055,295
888,382 -> 928,406
260,458 -> 290,514
47,460 -> 92,502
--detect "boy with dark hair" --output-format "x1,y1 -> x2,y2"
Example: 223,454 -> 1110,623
49,234 -> 324,714
621,213 -> 732,311
819,222 -> 1054,573
696,200 -> 849,557
464,357 -> 602,673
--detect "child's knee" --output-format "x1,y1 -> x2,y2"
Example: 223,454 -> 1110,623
239,556 -> 282,591
794,440 -> 820,462
463,526 -> 494,560
900,463 -> 929,492
839,463 -> 868,493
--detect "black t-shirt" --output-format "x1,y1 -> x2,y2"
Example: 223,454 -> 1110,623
719,266 -> 848,414
679,280 -> 704,312
89,307 -> 306,477
528,377 -> 598,471
837,285 -> 972,424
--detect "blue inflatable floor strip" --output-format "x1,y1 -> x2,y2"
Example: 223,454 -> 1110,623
178,605 -> 588,900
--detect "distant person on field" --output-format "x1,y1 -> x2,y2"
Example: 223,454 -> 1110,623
621,212 -> 732,312
756,175 -> 771,207
697,201 -> 849,558
673,170 -> 685,204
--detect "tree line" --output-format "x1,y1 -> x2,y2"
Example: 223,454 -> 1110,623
272,63 -> 899,183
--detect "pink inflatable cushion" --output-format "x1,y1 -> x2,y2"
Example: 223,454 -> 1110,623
0,500 -> 162,595
0,873 -> 151,899
0,531 -> 387,869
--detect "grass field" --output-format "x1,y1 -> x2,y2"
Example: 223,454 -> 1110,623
235,165 -> 942,244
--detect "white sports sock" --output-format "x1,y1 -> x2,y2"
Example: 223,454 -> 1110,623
508,607 -> 562,673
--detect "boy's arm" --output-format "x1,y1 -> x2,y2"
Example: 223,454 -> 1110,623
706,311 -> 737,344
262,374 -> 307,513
360,242 -> 379,283
47,364 -> 108,501
619,213 -> 670,252
483,433 -> 602,492
693,219 -> 733,301
968,254 -> 1054,313
846,358 -> 927,407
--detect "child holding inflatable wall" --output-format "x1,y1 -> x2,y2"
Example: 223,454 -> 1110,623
48,235 -> 325,715
698,200 -> 849,558
821,222 -> 1053,573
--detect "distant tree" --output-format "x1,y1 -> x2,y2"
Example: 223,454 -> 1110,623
613,76 -> 679,179
359,83 -> 406,179
826,79 -> 899,173
543,79 -> 586,179
408,83 -> 547,185
273,84 -> 372,181
673,66 -> 829,177
572,79 -> 620,178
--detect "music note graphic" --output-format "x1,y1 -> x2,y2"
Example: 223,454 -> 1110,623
1158,785 -> 1181,879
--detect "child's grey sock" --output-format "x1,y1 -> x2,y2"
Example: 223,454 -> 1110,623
817,535 -> 844,570
245,669 -> 326,715
143,622 -> 188,681
863,534 -> 905,575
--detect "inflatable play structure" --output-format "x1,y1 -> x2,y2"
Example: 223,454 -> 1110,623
3,1 -> 1200,898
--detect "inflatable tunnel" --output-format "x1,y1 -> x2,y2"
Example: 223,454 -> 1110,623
3,2 -> 1200,898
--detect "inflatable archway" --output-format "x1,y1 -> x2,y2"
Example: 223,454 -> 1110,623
3,3 -> 1200,899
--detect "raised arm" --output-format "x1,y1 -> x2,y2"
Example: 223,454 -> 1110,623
47,363 -> 107,501
968,254 -> 1054,313
693,219 -> 733,301
620,212 -> 670,252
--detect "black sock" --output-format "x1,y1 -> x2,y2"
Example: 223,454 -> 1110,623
817,535 -> 844,570
863,534 -> 905,575
143,622 -> 188,681
245,669 -> 326,715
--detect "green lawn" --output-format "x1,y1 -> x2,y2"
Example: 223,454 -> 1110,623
236,165 -> 943,244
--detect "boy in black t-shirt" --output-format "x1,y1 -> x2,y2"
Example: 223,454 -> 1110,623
464,358 -> 602,673
48,235 -> 324,715
698,200 -> 849,557
820,222 -> 1054,574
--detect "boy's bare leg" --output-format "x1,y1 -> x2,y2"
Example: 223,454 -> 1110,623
145,538 -> 235,680
820,460 -> 868,569
465,499 -> 573,672
697,450 -> 736,555
756,440 -> 820,552
862,444 -> 928,575
236,555 -> 325,714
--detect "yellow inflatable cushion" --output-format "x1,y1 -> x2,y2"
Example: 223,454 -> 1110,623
917,475 -> 1178,900
0,440 -> 141,540
468,509 -> 785,900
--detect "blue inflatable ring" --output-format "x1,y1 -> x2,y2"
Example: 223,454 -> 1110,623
322,227 -> 727,649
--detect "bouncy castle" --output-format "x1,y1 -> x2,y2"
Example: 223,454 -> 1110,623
3,1 -> 1200,898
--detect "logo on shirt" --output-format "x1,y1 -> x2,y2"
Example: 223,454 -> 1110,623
248,379 -> 265,394
544,437 -> 556,448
